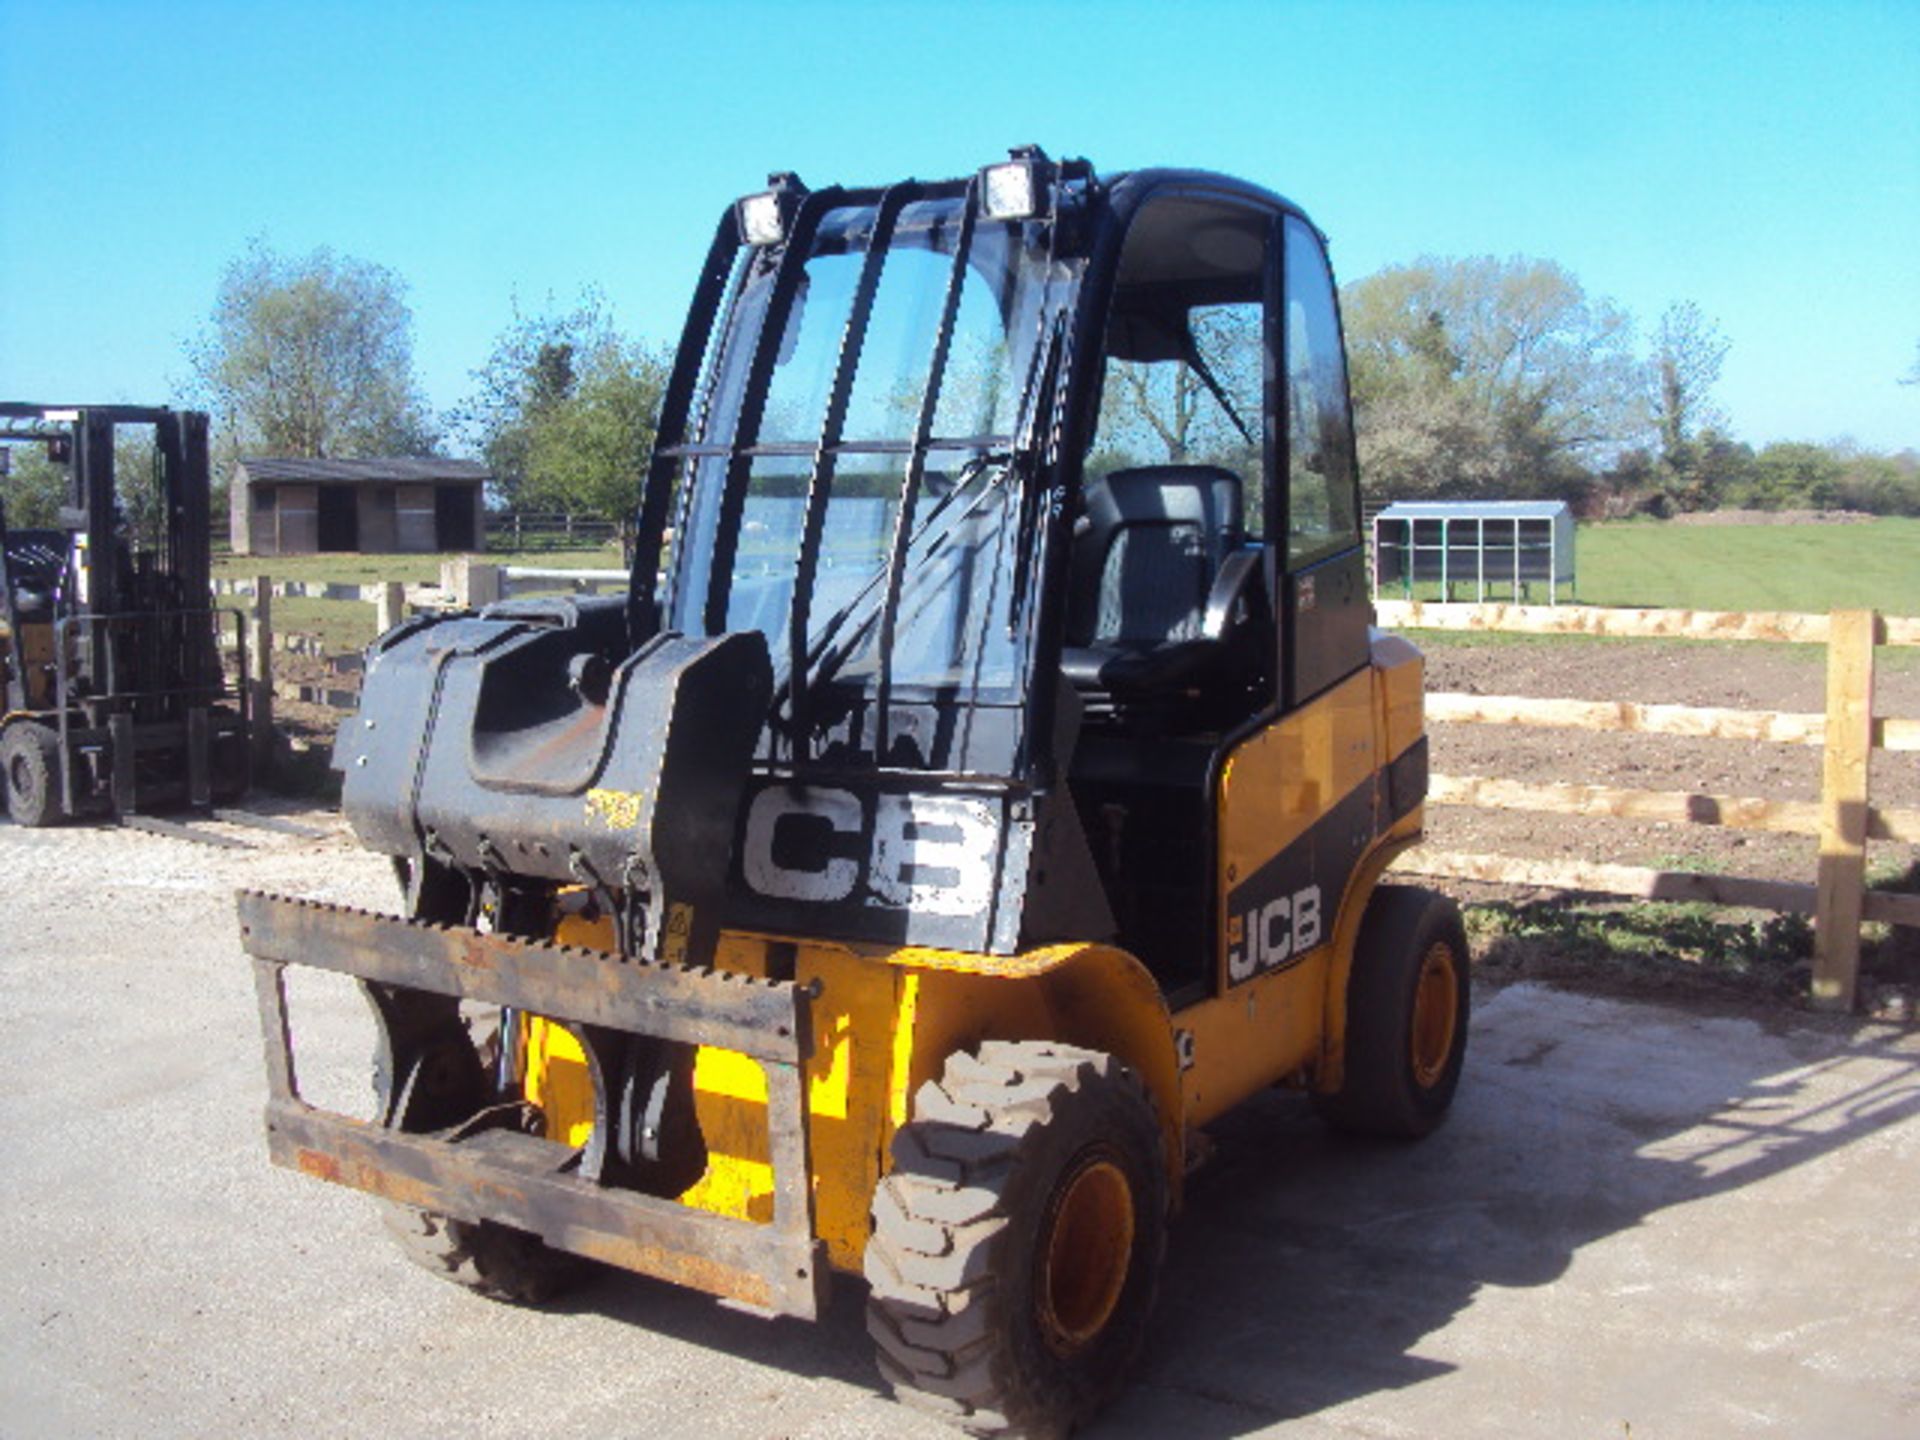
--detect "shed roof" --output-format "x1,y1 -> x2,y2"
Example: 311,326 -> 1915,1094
1375,500 -> 1570,520
236,457 -> 490,485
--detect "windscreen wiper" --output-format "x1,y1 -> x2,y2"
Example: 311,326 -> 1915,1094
1181,333 -> 1256,448
766,449 -> 1011,718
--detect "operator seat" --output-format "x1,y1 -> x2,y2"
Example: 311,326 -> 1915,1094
1062,465 -> 1263,724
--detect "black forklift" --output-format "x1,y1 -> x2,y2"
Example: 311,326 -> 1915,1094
0,403 -> 252,831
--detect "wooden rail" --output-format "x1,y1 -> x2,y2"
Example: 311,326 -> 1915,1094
1376,599 -> 1920,647
1391,851 -> 1920,932
1383,603 -> 1919,1012
1424,693 -> 1920,752
1426,774 -> 1920,844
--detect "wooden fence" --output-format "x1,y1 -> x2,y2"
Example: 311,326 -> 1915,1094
231,576 -> 1917,1013
1376,601 -> 1920,1011
484,512 -> 620,552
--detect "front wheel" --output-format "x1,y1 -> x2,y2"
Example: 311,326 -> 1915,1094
865,1041 -> 1167,1439
1,721 -> 62,827
1313,885 -> 1471,1139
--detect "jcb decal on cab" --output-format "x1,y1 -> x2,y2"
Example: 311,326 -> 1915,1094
742,785 -> 998,917
1226,884 -> 1323,983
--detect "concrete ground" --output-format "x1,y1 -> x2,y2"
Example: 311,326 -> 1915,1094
1,811 -> 1916,1439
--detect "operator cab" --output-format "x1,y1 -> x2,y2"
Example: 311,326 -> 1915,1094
1060,180 -> 1368,995
611,153 -> 1369,994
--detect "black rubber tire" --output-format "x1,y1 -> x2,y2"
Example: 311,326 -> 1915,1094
1313,884 -> 1471,1139
865,1041 -> 1168,1439
1,721 -> 62,828
379,1204 -> 582,1305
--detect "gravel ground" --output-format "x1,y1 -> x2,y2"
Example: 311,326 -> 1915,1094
3,807 -> 1919,1438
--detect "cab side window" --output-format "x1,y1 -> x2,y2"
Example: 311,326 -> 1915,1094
1093,300 -> 1265,533
1282,216 -> 1359,569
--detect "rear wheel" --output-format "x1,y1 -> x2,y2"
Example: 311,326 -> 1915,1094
1314,885 -> 1470,1138
2,721 -> 62,828
380,1205 -> 581,1304
865,1041 -> 1167,1439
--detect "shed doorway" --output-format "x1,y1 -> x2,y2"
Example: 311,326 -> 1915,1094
435,484 -> 476,551
317,486 -> 358,552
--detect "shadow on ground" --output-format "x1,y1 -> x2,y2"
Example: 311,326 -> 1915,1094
500,983 -> 1920,1436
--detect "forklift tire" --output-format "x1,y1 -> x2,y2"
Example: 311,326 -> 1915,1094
379,1204 -> 582,1305
865,1041 -> 1167,1439
1313,885 -> 1470,1139
2,722 -> 61,828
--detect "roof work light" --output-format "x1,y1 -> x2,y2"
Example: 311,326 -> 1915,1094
979,145 -> 1055,222
735,172 -> 808,246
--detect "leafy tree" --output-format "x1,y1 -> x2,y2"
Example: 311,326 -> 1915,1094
1731,442 -> 1845,510
522,340 -> 669,530
1,446 -> 67,528
1343,256 -> 1640,500
458,293 -> 668,542
188,240 -> 437,472
1828,444 -> 1920,516
455,293 -> 611,508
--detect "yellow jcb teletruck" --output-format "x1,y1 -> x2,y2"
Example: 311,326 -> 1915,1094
239,149 -> 1466,1438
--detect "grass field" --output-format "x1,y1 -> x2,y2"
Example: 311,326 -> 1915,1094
1384,518 -> 1920,616
1577,518 -> 1920,615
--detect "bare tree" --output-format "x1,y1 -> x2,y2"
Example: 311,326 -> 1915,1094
1650,301 -> 1730,463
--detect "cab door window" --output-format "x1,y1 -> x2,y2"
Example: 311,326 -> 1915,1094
1282,215 -> 1359,568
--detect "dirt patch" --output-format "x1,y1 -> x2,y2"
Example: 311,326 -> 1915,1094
1424,636 -> 1920,877
1420,633 -> 1920,1018
1667,509 -> 1880,525
262,653 -> 356,753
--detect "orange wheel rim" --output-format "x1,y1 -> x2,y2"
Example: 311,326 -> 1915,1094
1410,941 -> 1459,1088
1037,1153 -> 1134,1355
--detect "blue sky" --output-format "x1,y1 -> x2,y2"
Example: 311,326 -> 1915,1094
1,0 -> 1915,452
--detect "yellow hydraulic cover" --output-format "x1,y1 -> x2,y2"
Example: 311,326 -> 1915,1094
522,916 -> 1185,1270
529,915 -> 907,1271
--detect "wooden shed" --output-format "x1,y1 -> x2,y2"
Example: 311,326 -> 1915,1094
229,457 -> 490,556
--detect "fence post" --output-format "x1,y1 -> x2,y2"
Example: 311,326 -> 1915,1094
1812,608 -> 1877,1011
446,555 -> 500,608
375,581 -> 405,635
249,575 -> 274,772
468,562 -> 503,607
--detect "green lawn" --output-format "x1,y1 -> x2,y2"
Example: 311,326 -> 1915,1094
215,548 -> 628,651
1577,519 -> 1920,615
